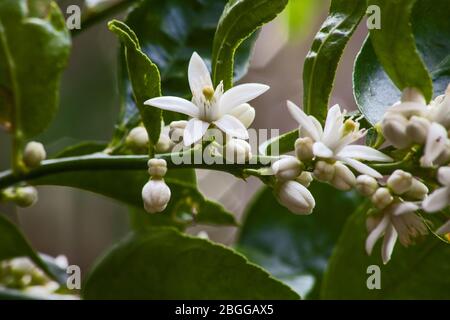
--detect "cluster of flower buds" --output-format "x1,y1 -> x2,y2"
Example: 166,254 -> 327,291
0,185 -> 38,208
141,159 -> 171,213
381,86 -> 450,167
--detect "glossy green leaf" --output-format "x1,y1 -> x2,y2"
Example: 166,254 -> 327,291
212,0 -> 288,90
237,184 -> 362,298
116,0 -> 258,132
321,203 -> 450,299
0,214 -> 63,284
354,0 -> 450,125
260,129 -> 298,156
282,0 -> 323,39
303,0 -> 365,122
367,0 -> 432,103
83,227 -> 299,299
0,0 -> 70,137
53,141 -> 107,158
109,20 -> 162,156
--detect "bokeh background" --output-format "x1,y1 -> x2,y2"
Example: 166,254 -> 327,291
0,0 -> 369,274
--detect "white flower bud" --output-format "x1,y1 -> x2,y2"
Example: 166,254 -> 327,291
126,127 -> 149,153
356,175 -> 378,196
331,163 -> 356,191
406,116 -> 430,144
229,103 -> 255,128
155,132 -> 173,153
295,137 -> 314,161
225,138 -> 252,164
142,179 -> 171,213
313,160 -> 335,182
381,113 -> 412,149
296,171 -> 313,188
403,178 -> 428,200
169,120 -> 187,144
401,87 -> 426,105
271,156 -> 302,181
23,142 -> 46,168
434,141 -> 450,166
387,170 -> 413,195
276,181 -> 315,215
147,158 -> 167,178
15,186 -> 38,208
371,187 -> 393,209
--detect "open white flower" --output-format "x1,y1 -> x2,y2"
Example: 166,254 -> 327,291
286,101 -> 392,178
366,202 -> 427,264
422,166 -> 450,212
145,52 -> 269,146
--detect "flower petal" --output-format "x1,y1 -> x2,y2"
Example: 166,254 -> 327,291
313,141 -> 333,158
183,118 -> 210,146
422,187 -> 450,213
145,97 -> 199,118
421,122 -> 448,167
391,202 -> 419,216
286,101 -> 321,141
381,223 -> 398,264
437,166 -> 450,186
365,215 -> 389,255
338,145 -> 393,162
214,114 -> 249,139
436,220 -> 450,235
339,157 -> 382,178
188,52 -> 213,96
322,104 -> 343,147
220,83 -> 269,114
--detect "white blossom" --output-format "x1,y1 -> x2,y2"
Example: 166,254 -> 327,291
422,166 -> 450,212
271,156 -> 302,181
23,141 -> 46,169
387,170 -> 413,195
142,179 -> 171,213
287,101 -> 392,178
145,52 -> 269,146
366,202 -> 427,264
331,162 -> 356,191
355,174 -> 378,196
275,180 -> 315,215
126,127 -> 149,153
224,138 -> 252,163
371,187 -> 393,209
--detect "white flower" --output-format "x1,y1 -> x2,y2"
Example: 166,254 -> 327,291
224,138 -> 252,164
142,180 -> 171,213
366,202 -> 427,264
126,126 -> 149,153
387,170 -> 413,195
145,52 -> 269,146
23,141 -> 46,168
420,122 -> 448,167
331,162 -> 356,191
275,180 -> 315,215
371,187 -> 393,209
355,175 -> 378,196
287,101 -> 392,178
271,156 -> 302,181
422,166 -> 450,212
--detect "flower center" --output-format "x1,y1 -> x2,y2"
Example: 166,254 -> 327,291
342,119 -> 359,136
202,86 -> 215,101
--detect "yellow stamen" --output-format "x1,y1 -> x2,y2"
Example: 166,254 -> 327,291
202,86 -> 215,101
342,119 -> 359,136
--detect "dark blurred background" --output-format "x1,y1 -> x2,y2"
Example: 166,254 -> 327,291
0,0 -> 368,274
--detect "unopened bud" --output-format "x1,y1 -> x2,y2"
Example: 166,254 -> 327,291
142,179 -> 171,213
406,116 -> 430,144
313,161 -> 335,182
276,181 -> 315,215
387,170 -> 413,195
271,156 -> 302,181
225,138 -> 252,164
148,158 -> 167,178
23,142 -> 46,168
126,127 -> 149,154
401,87 -> 426,105
229,103 -> 255,128
381,113 -> 412,149
296,171 -> 313,188
169,120 -> 187,144
371,187 -> 393,209
331,163 -> 356,191
15,186 -> 38,208
295,137 -> 314,161
356,175 -> 378,196
155,132 -> 173,153
403,178 -> 428,200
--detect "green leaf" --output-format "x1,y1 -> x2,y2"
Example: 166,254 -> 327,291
354,0 -> 449,125
367,0 -> 433,102
237,184 -> 362,298
212,0 -> 288,90
0,213 -> 63,284
83,227 -> 299,299
0,0 -> 70,138
303,0 -> 365,122
53,141 -> 107,158
321,203 -> 450,299
109,20 -> 162,156
260,129 -> 298,156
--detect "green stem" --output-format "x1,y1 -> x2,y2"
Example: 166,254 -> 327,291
0,152 -> 278,190
71,0 -> 139,37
